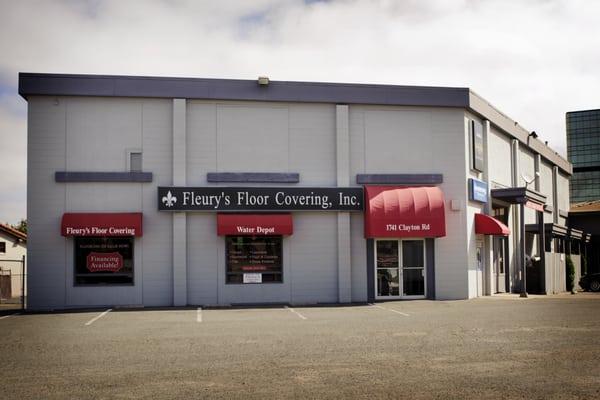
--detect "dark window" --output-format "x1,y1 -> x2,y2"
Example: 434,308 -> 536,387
0,242 -> 5,253
226,236 -> 282,284
74,237 -> 134,285
129,152 -> 142,172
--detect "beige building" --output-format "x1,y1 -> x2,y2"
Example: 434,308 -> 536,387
0,223 -> 27,301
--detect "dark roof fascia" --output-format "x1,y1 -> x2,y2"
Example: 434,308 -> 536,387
18,73 -> 470,108
491,187 -> 547,205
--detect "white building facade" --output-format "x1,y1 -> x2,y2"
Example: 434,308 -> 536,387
0,224 -> 27,301
20,73 -> 574,310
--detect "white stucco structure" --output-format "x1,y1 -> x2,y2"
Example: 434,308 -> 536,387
0,224 -> 27,300
20,73 -> 573,310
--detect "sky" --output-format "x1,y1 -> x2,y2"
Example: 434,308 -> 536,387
0,0 -> 599,225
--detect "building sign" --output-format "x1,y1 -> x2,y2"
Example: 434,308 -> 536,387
86,252 -> 123,272
471,120 -> 484,172
158,187 -> 363,212
469,178 -> 488,203
243,273 -> 262,284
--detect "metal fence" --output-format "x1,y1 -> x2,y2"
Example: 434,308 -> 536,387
0,256 -> 26,310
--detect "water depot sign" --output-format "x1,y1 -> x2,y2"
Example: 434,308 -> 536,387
158,187 -> 364,212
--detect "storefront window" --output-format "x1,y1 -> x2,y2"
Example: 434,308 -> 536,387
75,237 -> 134,285
226,236 -> 282,284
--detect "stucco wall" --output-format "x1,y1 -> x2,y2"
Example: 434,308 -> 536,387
0,231 -> 26,298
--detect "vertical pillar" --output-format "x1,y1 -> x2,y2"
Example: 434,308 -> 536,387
336,104 -> 352,303
520,202 -> 527,297
482,120 -> 493,296
538,210 -> 546,294
552,166 -> 559,224
173,99 -> 187,306
511,139 -> 521,292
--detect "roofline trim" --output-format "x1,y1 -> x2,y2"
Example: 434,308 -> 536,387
18,72 -> 571,174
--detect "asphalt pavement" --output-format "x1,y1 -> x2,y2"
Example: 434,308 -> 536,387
1,293 -> 599,399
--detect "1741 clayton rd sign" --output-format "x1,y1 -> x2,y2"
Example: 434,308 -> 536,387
158,187 -> 364,211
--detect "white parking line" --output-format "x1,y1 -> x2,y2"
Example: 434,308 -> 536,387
85,309 -> 112,326
0,313 -> 19,320
197,307 -> 202,323
285,306 -> 307,320
369,303 -> 410,317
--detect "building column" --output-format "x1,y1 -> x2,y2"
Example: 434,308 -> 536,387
482,120 -> 493,296
173,99 -> 187,306
552,166 -> 559,224
511,139 -> 521,292
336,104 -> 352,303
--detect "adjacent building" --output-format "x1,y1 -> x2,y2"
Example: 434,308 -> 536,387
567,109 -> 600,203
0,223 -> 27,302
19,73 -> 578,310
567,109 -> 600,276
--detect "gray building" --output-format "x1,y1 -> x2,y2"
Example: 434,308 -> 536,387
19,73 -> 577,310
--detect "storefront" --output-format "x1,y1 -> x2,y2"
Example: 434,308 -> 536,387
20,73 -> 575,309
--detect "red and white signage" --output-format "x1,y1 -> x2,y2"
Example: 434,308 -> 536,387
364,186 -> 446,238
86,252 -> 123,272
217,214 -> 293,236
61,213 -> 143,237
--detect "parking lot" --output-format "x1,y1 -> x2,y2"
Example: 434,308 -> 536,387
1,294 -> 600,399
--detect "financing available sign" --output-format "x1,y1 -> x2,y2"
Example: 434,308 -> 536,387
86,252 -> 123,272
158,187 -> 364,212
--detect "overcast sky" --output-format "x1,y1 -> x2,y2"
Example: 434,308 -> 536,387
1,0 -> 599,224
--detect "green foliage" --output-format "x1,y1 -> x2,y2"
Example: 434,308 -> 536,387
566,255 -> 575,292
11,219 -> 27,234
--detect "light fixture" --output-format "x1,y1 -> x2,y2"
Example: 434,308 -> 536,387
521,171 -> 541,188
257,76 -> 270,86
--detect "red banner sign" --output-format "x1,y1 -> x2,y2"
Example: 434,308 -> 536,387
86,252 -> 123,272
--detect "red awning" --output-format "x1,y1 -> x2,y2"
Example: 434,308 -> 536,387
217,214 -> 293,236
61,213 -> 143,237
364,186 -> 446,238
475,213 -> 510,236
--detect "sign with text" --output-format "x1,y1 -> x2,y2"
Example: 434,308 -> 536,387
243,273 -> 263,284
86,252 -> 123,272
471,120 -> 484,172
469,178 -> 488,203
158,187 -> 364,212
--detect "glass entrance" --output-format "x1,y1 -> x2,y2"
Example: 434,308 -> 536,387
376,239 -> 425,299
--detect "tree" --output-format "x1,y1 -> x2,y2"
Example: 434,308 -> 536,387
12,219 -> 27,234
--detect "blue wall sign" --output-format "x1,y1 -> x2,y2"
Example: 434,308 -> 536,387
469,178 -> 488,203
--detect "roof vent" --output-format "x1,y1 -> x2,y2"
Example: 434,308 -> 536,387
257,76 -> 270,86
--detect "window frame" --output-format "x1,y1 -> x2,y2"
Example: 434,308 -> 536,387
73,236 -> 135,286
225,235 -> 283,285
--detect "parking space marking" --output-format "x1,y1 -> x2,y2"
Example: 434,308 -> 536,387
369,303 -> 410,317
85,309 -> 112,326
197,307 -> 202,323
0,312 -> 19,320
285,306 -> 307,320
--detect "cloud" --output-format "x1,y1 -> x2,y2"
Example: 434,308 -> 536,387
0,0 -> 599,222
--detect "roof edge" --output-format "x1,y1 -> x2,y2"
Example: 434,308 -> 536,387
18,72 -> 470,108
468,90 -> 572,175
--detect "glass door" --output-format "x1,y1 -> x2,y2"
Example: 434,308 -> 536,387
402,240 -> 426,298
376,240 -> 400,297
376,239 -> 426,299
